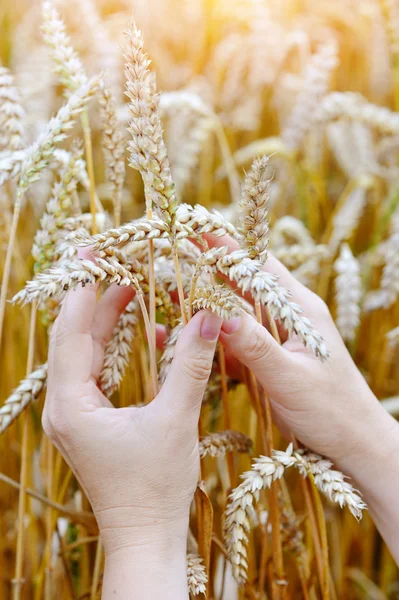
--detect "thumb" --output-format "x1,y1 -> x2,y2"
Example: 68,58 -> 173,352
219,310 -> 289,392
158,311 -> 222,422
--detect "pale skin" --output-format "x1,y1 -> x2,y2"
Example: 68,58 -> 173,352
43,238 -> 399,599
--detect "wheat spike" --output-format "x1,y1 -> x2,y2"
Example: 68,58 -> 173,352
12,254 -> 144,307
187,553 -> 207,596
158,320 -> 184,385
239,155 -> 270,263
41,0 -> 88,93
99,299 -> 139,398
224,443 -> 366,584
9,77 -> 98,195
191,285 -> 242,320
0,365 -> 48,434
124,21 -> 177,229
199,430 -> 253,459
98,80 -> 125,226
334,244 -> 362,342
224,444 -> 297,584
273,244 -> 328,270
281,40 -> 338,150
32,143 -> 84,273
294,449 -> 366,521
193,245 -> 329,359
0,67 -> 25,152
317,91 -> 399,135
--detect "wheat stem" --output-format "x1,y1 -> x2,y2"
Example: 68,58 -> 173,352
81,110 -> 98,235
0,195 -> 21,351
12,302 -> 37,600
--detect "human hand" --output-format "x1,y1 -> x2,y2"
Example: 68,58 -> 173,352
205,234 -> 398,481
42,252 -> 223,562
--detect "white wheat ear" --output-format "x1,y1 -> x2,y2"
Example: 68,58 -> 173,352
334,244 -> 361,342
0,67 -> 25,152
0,365 -> 48,434
187,553 -> 207,596
41,0 -> 88,94
239,155 -> 270,263
99,299 -> 140,398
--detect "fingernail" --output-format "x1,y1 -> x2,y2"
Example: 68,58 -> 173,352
221,316 -> 241,335
200,313 -> 223,341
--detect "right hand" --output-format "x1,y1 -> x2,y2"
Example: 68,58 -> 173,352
206,234 -> 397,478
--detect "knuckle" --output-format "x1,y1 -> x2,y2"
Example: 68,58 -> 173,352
182,353 -> 212,382
247,329 -> 272,362
41,404 -> 72,442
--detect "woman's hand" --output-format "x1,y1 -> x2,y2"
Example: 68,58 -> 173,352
43,255 -> 223,599
207,234 -> 399,564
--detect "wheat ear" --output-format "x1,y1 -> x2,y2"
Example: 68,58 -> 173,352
0,67 -> 25,152
187,553 -> 207,596
98,80 -> 126,227
41,0 -> 88,93
99,299 -> 139,397
239,155 -> 270,263
199,431 -> 253,459
334,244 -> 361,342
0,364 -> 47,434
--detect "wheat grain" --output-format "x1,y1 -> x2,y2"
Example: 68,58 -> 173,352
199,430 -> 253,459
0,365 -> 48,434
238,155 -> 270,263
334,244 -> 362,342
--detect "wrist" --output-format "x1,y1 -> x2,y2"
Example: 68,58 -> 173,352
336,395 -> 399,488
96,506 -> 190,557
102,540 -> 189,600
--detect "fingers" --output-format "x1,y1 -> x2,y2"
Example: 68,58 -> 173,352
219,310 -> 290,392
157,311 -> 222,423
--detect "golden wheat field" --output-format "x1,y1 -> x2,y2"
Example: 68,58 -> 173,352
0,0 -> 399,598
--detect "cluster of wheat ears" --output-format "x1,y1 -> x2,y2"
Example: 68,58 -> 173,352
0,0 -> 398,598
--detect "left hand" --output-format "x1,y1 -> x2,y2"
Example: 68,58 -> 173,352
42,254 -> 222,558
